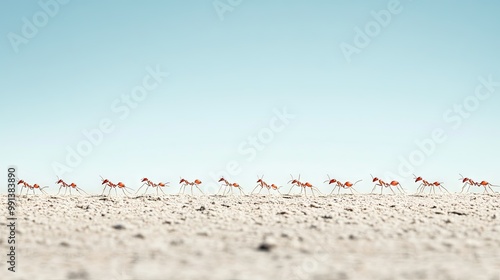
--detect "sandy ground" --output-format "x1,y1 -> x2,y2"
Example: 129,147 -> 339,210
1,194 -> 500,280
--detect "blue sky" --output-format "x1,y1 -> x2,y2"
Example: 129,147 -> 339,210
1,0 -> 499,194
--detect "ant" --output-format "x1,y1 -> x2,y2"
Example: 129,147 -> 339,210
371,175 -> 405,194
251,175 -> 270,194
217,177 -> 244,195
179,178 -> 204,195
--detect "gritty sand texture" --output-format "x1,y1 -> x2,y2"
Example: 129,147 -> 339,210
1,194 -> 500,280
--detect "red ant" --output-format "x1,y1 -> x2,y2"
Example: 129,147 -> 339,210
55,177 -> 70,195
288,174 -> 321,197
179,178 -> 204,195
18,180 -> 48,195
217,177 -> 244,195
414,175 -> 448,194
100,176 -> 117,195
476,180 -> 499,194
136,178 -> 170,195
459,174 -> 477,193
371,175 -> 405,194
459,174 -> 498,194
56,177 -> 86,195
414,175 -> 433,194
251,175 -> 270,194
100,176 -> 132,196
324,175 -> 345,195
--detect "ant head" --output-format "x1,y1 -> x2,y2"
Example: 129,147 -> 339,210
179,178 -> 186,183
329,179 -> 337,184
218,177 -> 225,182
101,179 -> 109,185
141,177 -> 149,182
56,179 -> 63,184
415,177 -> 423,182
372,177 -> 379,182
18,180 -> 25,184
256,179 -> 263,183
461,178 -> 469,183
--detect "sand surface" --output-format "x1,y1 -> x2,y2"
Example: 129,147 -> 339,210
1,194 -> 500,280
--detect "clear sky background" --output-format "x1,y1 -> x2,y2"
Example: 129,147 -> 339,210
1,0 -> 499,194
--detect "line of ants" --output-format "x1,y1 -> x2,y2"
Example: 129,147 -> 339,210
15,174 -> 499,196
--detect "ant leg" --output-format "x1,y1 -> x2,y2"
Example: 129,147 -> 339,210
314,187 -> 322,196
77,188 -> 87,195
251,185 -> 259,194
195,185 -> 204,195
370,185 -> 377,194
136,183 -> 147,194
460,183 -> 467,193
441,186 -> 450,194
159,187 -> 167,195
389,187 -> 396,195
258,187 -> 263,195
398,185 -> 406,194
329,186 -> 336,195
